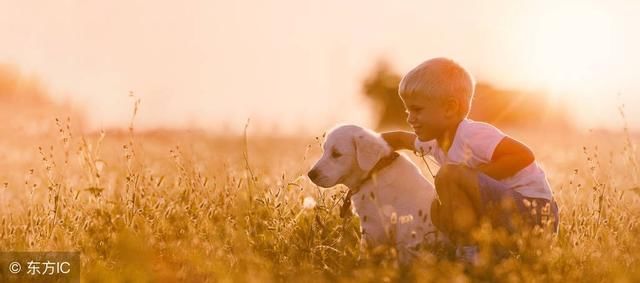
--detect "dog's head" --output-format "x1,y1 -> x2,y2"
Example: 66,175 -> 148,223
307,125 -> 391,188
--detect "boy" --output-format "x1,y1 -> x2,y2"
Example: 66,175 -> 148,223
381,57 -> 558,264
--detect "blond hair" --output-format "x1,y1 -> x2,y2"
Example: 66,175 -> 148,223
399,57 -> 475,117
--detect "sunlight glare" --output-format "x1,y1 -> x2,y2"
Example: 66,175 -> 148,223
528,3 -> 620,101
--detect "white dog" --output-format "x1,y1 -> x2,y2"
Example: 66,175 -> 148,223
307,125 -> 443,264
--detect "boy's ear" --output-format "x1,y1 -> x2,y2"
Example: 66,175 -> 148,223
354,133 -> 385,172
444,97 -> 460,118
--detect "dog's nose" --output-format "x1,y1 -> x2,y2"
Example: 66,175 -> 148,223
307,169 -> 319,180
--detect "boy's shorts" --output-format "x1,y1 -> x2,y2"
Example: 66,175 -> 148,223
477,173 -> 559,234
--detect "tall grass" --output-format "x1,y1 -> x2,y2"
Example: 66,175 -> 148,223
1,112 -> 640,282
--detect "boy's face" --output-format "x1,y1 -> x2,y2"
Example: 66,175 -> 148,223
401,92 -> 453,142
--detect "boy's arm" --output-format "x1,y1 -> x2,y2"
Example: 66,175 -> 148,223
380,131 -> 417,151
477,136 -> 535,180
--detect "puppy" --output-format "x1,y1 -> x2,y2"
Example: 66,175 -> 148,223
308,125 -> 443,264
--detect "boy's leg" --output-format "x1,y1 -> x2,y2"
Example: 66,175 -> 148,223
503,192 -> 560,234
431,165 -> 483,245
475,173 -> 560,234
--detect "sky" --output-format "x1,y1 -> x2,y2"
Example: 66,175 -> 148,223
1,0 -> 639,134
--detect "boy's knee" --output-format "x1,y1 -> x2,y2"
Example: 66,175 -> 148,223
436,165 -> 481,199
435,166 -> 469,197
436,164 -> 471,186
435,165 -> 460,193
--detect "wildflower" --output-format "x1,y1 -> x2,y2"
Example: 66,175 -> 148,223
302,196 -> 316,210
95,160 -> 105,173
399,214 -> 414,224
390,212 -> 398,224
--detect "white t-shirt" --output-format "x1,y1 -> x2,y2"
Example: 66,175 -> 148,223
413,119 -> 553,200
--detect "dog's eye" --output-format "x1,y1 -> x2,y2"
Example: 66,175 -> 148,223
331,150 -> 342,158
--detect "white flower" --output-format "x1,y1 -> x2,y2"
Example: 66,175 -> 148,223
390,212 -> 398,224
95,160 -> 105,173
302,196 -> 317,210
399,214 -> 414,224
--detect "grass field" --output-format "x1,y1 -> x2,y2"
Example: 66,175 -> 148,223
1,117 -> 640,282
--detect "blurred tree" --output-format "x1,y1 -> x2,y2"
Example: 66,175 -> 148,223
0,64 -> 85,136
361,59 -> 572,131
361,59 -> 409,131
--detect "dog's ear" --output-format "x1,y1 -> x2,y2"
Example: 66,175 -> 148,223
354,132 -> 386,172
